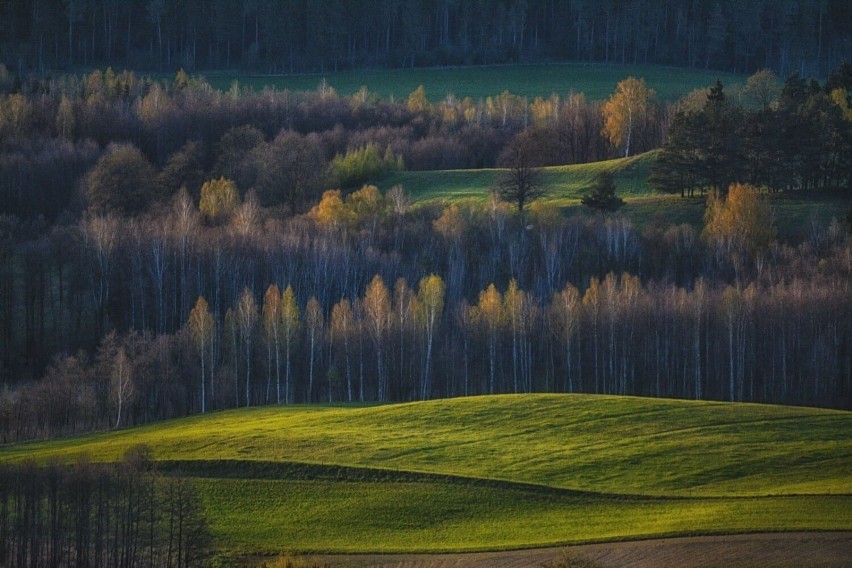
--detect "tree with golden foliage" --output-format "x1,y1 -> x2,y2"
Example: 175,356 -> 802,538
603,77 -> 655,157
281,285 -> 300,404
199,177 -> 240,224
236,287 -> 258,407
309,190 -> 347,229
548,282 -> 580,393
188,296 -> 215,413
363,275 -> 391,400
406,84 -> 431,114
305,297 -> 324,402
471,283 -> 504,394
262,285 -> 282,404
703,182 -> 775,255
417,274 -> 445,400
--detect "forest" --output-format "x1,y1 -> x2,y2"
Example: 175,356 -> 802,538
1,0 -> 851,78
0,58 -> 850,442
0,446 -> 211,566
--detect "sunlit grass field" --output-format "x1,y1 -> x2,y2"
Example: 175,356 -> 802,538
2,394 -> 850,554
382,152 -> 657,203
381,153 -> 851,238
204,63 -> 744,102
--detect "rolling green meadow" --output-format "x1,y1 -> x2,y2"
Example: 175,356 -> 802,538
3,2 -> 852,562
380,152 -> 852,239
205,63 -> 744,102
2,394 -> 850,555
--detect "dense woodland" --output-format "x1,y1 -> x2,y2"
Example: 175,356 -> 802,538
0,446 -> 211,567
1,4 -> 849,565
0,55 -> 851,440
1,0 -> 851,77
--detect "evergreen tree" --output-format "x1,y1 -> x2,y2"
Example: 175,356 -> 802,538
581,171 -> 625,212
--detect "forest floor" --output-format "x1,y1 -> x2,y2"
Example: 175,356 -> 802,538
316,532 -> 852,568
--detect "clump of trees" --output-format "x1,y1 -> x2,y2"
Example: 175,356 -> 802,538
651,67 -> 852,196
0,65 -> 850,444
0,67 -> 670,222
1,180 -> 850,443
0,447 -> 211,567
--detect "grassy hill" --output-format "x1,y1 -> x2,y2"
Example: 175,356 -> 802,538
205,63 -> 745,102
381,151 -> 657,204
2,394 -> 850,554
381,155 -> 851,237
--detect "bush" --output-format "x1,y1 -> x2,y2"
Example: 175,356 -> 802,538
85,142 -> 157,215
330,144 -> 403,188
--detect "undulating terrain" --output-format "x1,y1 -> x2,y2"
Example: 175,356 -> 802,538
2,394 -> 850,557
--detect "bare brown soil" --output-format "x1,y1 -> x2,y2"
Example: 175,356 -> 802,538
314,532 -> 852,568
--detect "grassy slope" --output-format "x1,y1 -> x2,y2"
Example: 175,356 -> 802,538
382,152 -> 657,204
201,480 -> 849,553
2,394 -> 850,553
205,63 -> 744,102
4,395 -> 849,497
382,153 -> 851,237
3,394 -> 850,553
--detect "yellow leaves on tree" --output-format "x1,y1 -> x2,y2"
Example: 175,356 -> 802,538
199,177 -> 240,223
188,296 -> 215,413
433,203 -> 466,243
407,84 -> 430,113
703,183 -> 775,255
603,76 -> 655,157
309,185 -> 387,230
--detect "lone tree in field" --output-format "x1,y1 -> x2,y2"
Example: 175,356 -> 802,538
582,171 -> 625,212
603,77 -> 655,158
495,132 -> 547,212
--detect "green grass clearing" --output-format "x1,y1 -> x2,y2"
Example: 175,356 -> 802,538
203,63 -> 744,102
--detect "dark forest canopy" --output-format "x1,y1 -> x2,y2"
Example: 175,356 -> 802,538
1,0 -> 850,77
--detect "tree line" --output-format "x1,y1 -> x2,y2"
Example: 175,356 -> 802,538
0,446 -> 210,567
1,1 -> 849,77
652,65 -> 852,196
0,66 -> 664,222
2,184 -> 850,441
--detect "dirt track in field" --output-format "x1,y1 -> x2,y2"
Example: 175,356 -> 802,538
314,532 -> 852,567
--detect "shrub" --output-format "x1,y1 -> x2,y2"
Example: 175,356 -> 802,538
199,177 -> 240,223
330,144 -> 403,188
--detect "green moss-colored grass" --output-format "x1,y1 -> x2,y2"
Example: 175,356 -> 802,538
197,478 -> 852,553
382,155 -> 851,239
3,395 -> 850,497
205,63 -> 744,102
3,394 -> 849,553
